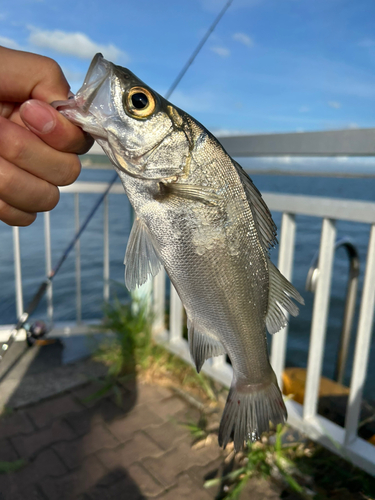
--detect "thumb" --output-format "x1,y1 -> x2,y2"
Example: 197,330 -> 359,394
20,99 -> 94,155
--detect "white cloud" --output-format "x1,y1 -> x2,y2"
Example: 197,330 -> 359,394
328,101 -> 341,109
210,46 -> 230,57
233,32 -> 254,47
211,128 -> 254,136
28,28 -> 127,62
298,106 -> 310,113
0,36 -> 21,50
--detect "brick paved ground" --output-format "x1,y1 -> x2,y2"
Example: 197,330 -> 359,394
0,378 -> 283,500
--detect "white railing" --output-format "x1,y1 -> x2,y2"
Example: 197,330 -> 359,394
151,193 -> 375,476
1,127 -> 375,476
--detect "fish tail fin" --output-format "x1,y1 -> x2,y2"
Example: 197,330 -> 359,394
218,374 -> 287,451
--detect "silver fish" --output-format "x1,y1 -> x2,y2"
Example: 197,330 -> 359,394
53,54 -> 304,450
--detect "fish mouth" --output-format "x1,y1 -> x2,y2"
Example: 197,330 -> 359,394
51,53 -> 112,135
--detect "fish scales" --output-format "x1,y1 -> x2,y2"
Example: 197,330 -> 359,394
53,54 -> 304,450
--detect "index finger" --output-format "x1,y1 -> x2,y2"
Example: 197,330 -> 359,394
0,46 -> 70,103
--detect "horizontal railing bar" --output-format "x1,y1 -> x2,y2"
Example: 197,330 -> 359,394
264,193 -> 375,223
80,163 -> 375,179
61,183 -> 375,224
218,128 -> 375,157
60,182 -> 124,194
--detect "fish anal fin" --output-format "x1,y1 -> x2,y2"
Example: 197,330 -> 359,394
188,321 -> 226,373
266,261 -> 305,335
124,217 -> 162,291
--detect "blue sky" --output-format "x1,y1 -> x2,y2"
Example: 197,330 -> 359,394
1,0 -> 375,135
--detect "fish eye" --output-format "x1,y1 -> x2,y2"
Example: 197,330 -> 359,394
124,87 -> 156,118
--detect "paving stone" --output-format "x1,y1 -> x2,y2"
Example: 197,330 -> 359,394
133,383 -> 173,405
97,431 -> 162,470
0,410 -> 34,440
185,456 -> 226,498
142,440 -> 221,489
72,382 -> 137,414
27,393 -> 84,429
155,473 -> 212,500
54,423 -> 119,470
0,483 -> 45,500
0,437 -> 19,461
71,382 -> 110,408
143,420 -> 190,451
106,405 -> 164,443
240,477 -> 282,499
128,462 -> 165,497
64,398 -> 126,437
0,449 -> 67,494
85,472 -> 143,500
146,396 -> 188,421
41,454 -> 107,500
11,419 -> 75,458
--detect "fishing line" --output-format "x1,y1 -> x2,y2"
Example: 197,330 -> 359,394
165,0 -> 234,100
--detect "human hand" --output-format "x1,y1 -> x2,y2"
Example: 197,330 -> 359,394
0,46 -> 94,226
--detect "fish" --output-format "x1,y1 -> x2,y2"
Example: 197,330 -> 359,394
53,53 -> 304,450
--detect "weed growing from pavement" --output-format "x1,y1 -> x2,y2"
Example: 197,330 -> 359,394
204,424 -> 311,499
202,423 -> 375,499
0,460 -> 27,474
90,296 -> 219,405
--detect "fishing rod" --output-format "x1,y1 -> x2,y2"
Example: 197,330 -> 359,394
165,0 -> 234,100
0,171 -> 118,362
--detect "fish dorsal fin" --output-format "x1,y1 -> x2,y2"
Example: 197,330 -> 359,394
188,319 -> 226,373
266,261 -> 305,334
124,217 -> 162,291
233,160 -> 277,252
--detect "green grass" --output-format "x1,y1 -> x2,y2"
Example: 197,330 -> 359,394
204,424 -> 310,499
0,459 -> 27,474
91,295 -> 219,404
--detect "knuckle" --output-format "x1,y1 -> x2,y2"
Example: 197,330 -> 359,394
43,185 -> 60,211
0,163 -> 17,194
58,155 -> 81,186
0,200 -> 36,227
42,57 -> 65,82
3,134 -> 27,165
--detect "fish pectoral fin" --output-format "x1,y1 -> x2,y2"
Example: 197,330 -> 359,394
124,217 -> 162,291
188,320 -> 226,373
265,261 -> 305,334
161,182 -> 220,206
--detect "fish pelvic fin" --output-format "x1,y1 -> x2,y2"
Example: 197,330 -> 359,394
218,375 -> 287,451
266,261 -> 305,335
124,217 -> 162,291
188,320 -> 226,373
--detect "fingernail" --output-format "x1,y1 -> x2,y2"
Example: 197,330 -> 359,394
20,100 -> 56,134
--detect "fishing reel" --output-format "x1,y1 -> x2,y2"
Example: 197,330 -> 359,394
24,320 -> 48,347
